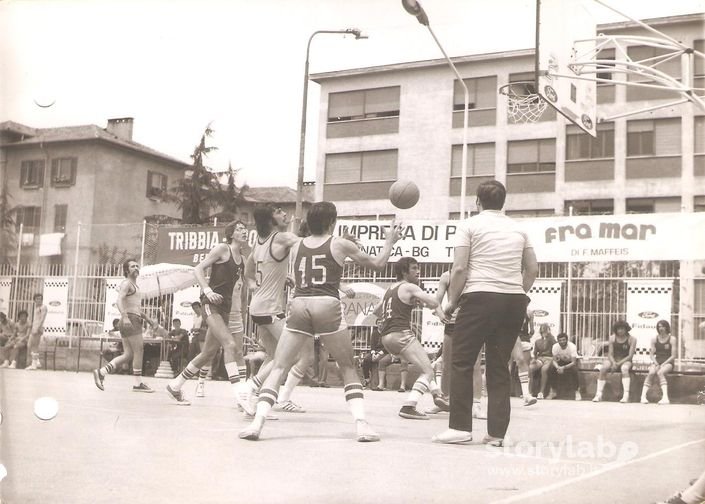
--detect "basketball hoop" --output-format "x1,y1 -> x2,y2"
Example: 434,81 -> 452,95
499,82 -> 548,124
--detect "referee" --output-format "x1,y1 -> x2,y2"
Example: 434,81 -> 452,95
434,181 -> 538,445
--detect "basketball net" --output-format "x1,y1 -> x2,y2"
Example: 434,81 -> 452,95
499,82 -> 549,123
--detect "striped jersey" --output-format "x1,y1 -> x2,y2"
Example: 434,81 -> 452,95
292,236 -> 342,299
379,283 -> 414,336
249,232 -> 289,316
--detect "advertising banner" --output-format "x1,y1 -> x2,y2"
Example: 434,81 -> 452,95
335,213 -> 705,263
172,285 -> 201,331
626,279 -> 673,363
103,278 -> 122,331
42,278 -> 69,336
339,282 -> 391,327
0,278 -> 11,316
154,225 -> 258,266
527,280 -> 563,339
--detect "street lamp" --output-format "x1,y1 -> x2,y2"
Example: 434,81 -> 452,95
294,28 -> 367,231
401,0 -> 469,219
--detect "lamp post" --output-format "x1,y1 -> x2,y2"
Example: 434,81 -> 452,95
294,28 -> 367,231
401,0 -> 469,219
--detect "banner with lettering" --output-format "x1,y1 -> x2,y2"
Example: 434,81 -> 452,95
340,282 -> 391,326
335,212 -> 705,263
527,280 -> 563,339
154,225 -> 257,266
0,278 -> 11,316
626,279 -> 673,364
42,278 -> 69,337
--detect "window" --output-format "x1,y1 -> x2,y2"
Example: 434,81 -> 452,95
627,119 -> 681,157
564,200 -> 614,216
596,48 -> 616,82
20,160 -> 45,188
695,196 -> 705,212
627,197 -> 680,214
325,150 -> 397,184
505,209 -> 554,218
627,45 -> 681,101
328,87 -> 400,122
695,117 -> 705,154
15,206 -> 41,232
566,123 -> 614,160
507,139 -> 556,173
695,40 -> 704,96
338,214 -> 395,221
54,205 -> 68,233
450,143 -> 495,177
51,158 -> 77,187
147,171 -> 168,199
453,76 -> 497,126
454,76 -> 497,111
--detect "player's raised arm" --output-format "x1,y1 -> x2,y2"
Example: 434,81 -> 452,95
340,221 -> 402,270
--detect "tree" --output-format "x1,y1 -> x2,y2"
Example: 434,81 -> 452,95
0,184 -> 17,264
168,123 -> 224,224
220,161 -> 249,217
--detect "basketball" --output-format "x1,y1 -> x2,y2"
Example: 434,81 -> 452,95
389,179 -> 420,209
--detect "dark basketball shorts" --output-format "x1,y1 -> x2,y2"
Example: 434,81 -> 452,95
119,313 -> 143,338
202,300 -> 231,326
251,313 -> 285,326
444,323 -> 455,337
381,329 -> 416,356
285,296 -> 346,337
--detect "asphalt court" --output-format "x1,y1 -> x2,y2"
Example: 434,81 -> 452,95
1,371 -> 703,503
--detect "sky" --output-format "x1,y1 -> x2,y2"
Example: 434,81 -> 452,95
1,0 -> 703,188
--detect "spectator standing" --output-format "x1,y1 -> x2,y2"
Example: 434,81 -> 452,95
436,181 -> 537,445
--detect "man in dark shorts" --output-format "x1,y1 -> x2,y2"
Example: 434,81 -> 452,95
166,220 -> 250,408
593,320 -> 636,403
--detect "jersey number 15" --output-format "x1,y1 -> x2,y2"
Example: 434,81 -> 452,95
297,254 -> 327,288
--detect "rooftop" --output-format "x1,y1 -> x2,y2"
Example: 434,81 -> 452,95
0,120 -> 190,168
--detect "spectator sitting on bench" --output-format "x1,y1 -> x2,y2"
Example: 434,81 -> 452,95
640,319 -> 676,405
168,318 -> 190,372
361,321 -> 387,389
0,312 -> 18,367
530,323 -> 557,399
1,311 -> 30,369
593,320 -> 636,403
546,332 -> 581,401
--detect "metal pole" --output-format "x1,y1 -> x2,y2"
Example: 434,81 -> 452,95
566,207 -> 574,338
295,29 -> 365,231
14,223 -> 23,320
140,219 -> 147,266
70,222 -> 81,349
426,26 -> 469,219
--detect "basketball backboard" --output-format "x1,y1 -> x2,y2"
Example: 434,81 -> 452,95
536,0 -> 597,137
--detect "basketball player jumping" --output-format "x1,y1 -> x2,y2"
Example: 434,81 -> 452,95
239,201 -> 401,442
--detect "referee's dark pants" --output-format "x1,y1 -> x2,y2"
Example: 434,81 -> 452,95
450,292 -> 529,437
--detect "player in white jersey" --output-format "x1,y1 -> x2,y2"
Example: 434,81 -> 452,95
242,204 -> 307,414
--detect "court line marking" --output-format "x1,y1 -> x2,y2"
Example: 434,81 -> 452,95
489,437 -> 705,504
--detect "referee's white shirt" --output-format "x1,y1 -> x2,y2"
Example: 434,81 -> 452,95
453,210 -> 533,295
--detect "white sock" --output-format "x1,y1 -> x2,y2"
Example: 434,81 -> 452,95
405,376 -> 430,407
596,379 -> 606,396
238,366 -> 247,382
198,366 -> 210,385
344,383 -> 365,421
518,371 -> 530,397
170,362 -> 199,391
641,381 -> 650,399
279,365 -> 305,403
225,362 -> 240,392
133,369 -> 143,386
659,378 -> 669,401
621,377 -> 630,397
255,388 -> 277,420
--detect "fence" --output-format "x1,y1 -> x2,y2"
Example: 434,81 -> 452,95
0,259 -> 703,361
